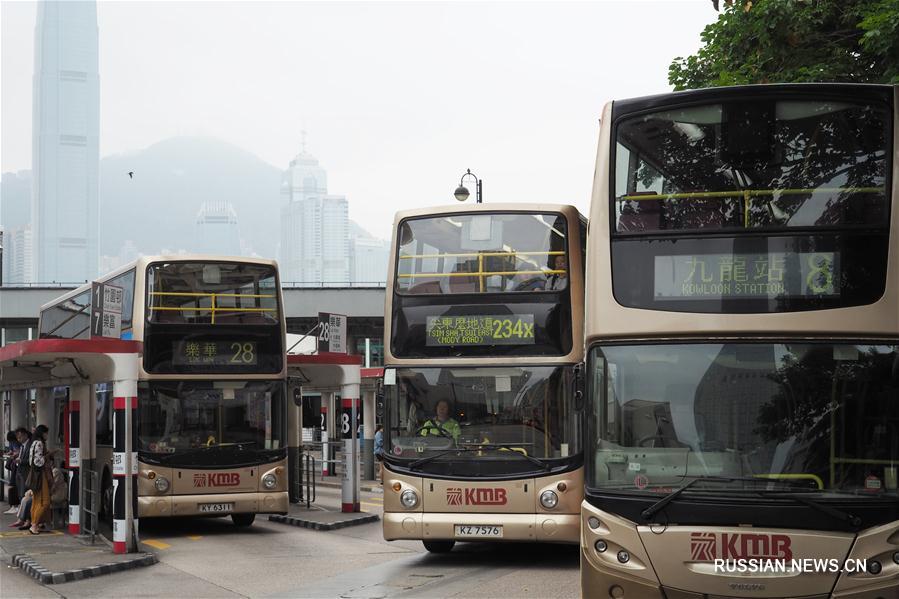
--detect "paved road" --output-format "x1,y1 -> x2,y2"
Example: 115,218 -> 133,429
1,486 -> 579,598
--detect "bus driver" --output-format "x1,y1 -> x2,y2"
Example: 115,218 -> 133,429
419,399 -> 461,441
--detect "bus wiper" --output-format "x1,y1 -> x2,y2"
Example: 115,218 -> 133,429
756,491 -> 862,528
182,441 -> 258,454
408,447 -> 477,470
641,476 -> 807,521
476,444 -> 551,471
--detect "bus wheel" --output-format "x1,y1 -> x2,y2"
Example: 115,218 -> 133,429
231,513 -> 256,527
422,540 -> 455,553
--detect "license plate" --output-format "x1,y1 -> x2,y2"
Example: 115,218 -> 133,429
454,525 -> 502,538
199,502 -> 234,513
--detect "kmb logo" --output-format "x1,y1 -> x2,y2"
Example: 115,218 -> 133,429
193,473 -> 241,488
690,532 -> 792,561
446,487 -> 508,506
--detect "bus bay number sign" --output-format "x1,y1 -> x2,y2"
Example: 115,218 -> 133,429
426,314 -> 535,347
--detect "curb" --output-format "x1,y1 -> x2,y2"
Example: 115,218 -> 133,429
268,513 -> 379,531
10,552 -> 158,585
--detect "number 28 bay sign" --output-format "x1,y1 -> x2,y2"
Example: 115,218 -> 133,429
318,312 -> 347,354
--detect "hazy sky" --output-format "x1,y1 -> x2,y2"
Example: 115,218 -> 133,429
1,1 -> 716,239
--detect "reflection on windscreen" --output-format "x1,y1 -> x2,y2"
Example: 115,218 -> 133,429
590,343 -> 899,496
615,100 -> 889,233
138,380 -> 283,452
396,213 -> 569,294
385,366 -> 578,461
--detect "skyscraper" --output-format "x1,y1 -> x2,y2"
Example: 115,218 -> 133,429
280,145 -> 350,285
1,171 -> 34,283
32,1 -> 100,283
196,201 -> 241,256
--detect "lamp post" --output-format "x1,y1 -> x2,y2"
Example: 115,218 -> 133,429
453,168 -> 483,203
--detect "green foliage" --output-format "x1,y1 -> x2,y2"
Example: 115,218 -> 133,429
669,0 -> 899,90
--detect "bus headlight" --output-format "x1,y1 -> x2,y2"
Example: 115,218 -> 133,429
262,474 -> 278,489
400,489 -> 419,509
540,490 -> 558,509
154,476 -> 170,493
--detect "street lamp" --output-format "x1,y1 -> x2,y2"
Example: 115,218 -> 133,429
454,168 -> 483,203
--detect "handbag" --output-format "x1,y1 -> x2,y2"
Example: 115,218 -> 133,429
26,465 -> 44,492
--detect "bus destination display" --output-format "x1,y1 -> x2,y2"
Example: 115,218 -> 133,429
426,314 -> 535,346
172,340 -> 258,366
654,252 -> 839,300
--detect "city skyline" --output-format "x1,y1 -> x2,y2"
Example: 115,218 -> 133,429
2,2 -> 715,241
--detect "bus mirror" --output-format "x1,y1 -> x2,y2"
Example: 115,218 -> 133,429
292,386 -> 303,407
573,363 -> 585,411
376,391 -> 385,418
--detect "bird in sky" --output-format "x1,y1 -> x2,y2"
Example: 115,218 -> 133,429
127,171 -> 134,179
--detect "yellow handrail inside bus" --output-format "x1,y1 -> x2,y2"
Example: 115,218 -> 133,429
398,249 -> 567,289
618,187 -> 884,202
753,473 -> 824,490
399,250 -> 565,259
148,291 -> 277,324
618,187 -> 886,228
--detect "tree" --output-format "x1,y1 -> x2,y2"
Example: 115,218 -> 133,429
669,0 -> 899,90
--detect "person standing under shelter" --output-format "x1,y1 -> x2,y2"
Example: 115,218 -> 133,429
373,425 -> 384,481
27,425 -> 53,534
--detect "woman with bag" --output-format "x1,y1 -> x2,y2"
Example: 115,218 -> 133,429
27,425 -> 53,535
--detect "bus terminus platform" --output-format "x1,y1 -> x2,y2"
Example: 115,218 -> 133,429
580,84 -> 899,597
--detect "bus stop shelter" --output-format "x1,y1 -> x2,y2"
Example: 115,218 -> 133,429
0,338 -> 142,554
286,353 -> 367,511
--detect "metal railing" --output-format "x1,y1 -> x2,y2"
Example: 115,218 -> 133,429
81,469 -> 99,541
297,451 -> 317,509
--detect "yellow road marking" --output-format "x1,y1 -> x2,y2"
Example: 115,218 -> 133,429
0,530 -> 63,538
143,539 -> 171,550
187,535 -> 202,540
361,501 -> 383,509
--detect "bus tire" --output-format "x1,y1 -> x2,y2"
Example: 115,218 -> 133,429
422,540 -> 455,553
231,513 -> 256,527
100,471 -> 113,528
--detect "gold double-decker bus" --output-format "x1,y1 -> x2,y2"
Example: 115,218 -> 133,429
39,256 -> 288,528
581,84 -> 899,597
382,204 -> 586,552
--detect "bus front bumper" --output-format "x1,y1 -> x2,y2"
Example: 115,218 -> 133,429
138,492 -> 289,518
383,511 -> 579,544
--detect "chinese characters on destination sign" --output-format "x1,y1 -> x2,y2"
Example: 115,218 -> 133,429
426,314 -> 535,347
172,340 -> 258,366
653,252 -> 839,299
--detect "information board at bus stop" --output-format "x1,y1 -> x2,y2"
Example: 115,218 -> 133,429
318,312 -> 347,353
91,281 -> 124,338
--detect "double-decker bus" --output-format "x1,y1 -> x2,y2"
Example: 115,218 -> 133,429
38,256 -> 288,528
381,204 -> 586,552
581,84 -> 899,597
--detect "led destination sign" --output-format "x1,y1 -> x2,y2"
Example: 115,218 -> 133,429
172,340 -> 258,366
654,252 -> 839,300
426,314 -> 535,347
